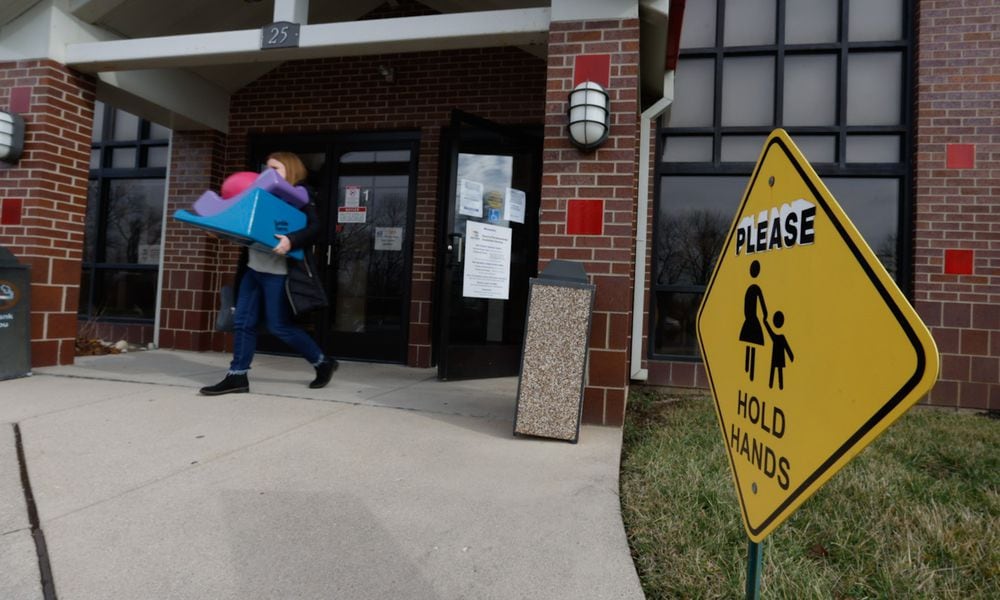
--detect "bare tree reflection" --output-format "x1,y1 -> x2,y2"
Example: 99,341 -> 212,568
656,209 -> 730,286
105,180 -> 163,264
653,209 -> 729,355
875,234 -> 897,280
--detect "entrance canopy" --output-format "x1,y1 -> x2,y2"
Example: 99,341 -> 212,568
0,0 -> 671,132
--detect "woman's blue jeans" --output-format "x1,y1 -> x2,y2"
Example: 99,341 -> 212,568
229,268 -> 323,373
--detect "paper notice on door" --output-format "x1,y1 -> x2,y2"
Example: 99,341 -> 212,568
345,185 -> 361,207
458,179 -> 484,218
503,187 -> 526,224
374,227 -> 403,251
462,220 -> 512,300
338,206 -> 367,223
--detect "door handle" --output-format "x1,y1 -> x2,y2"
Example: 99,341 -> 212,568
447,233 -> 464,267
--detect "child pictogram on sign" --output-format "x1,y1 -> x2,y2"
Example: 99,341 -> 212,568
764,311 -> 793,390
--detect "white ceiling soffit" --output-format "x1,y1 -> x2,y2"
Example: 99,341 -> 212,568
67,0 -> 127,23
0,0 -> 38,28
97,68 -> 230,131
65,8 -> 552,72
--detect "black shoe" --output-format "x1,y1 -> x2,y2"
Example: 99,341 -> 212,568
200,373 -> 249,396
309,359 -> 338,389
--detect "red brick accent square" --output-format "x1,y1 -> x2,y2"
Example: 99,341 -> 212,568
10,86 -> 31,113
1,199 -> 22,225
566,199 -> 604,235
943,249 -> 973,275
573,54 -> 611,87
945,144 -> 974,169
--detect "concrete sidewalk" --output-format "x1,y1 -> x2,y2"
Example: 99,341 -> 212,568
0,350 -> 643,600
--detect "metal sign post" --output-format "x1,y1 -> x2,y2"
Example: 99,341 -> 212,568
746,538 -> 762,600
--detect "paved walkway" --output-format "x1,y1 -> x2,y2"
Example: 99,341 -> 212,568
0,350 -> 643,599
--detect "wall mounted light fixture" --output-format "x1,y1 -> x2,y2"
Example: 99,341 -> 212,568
0,111 -> 25,164
567,81 -> 609,151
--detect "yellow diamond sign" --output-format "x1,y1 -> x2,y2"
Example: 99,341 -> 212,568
697,129 -> 939,542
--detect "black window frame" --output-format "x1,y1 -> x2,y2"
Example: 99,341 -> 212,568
80,102 -> 171,324
651,0 -> 914,361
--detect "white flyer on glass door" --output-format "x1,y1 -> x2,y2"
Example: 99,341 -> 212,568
503,187 -> 526,224
458,178 -> 484,217
345,185 -> 361,207
462,220 -> 512,300
374,227 -> 403,251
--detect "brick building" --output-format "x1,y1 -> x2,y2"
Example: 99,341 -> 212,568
0,0 -> 996,421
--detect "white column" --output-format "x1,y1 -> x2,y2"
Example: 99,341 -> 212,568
273,0 -> 309,24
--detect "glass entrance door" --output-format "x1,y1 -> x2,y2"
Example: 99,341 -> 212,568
436,111 -> 542,380
328,138 -> 418,362
250,133 -> 418,363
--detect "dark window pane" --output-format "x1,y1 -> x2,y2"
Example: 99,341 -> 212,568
83,180 -> 100,263
824,178 -> 900,279
376,150 -> 410,162
656,176 -> 744,286
90,149 -> 101,170
78,268 -> 93,317
104,179 -> 165,264
92,269 -> 158,318
653,291 -> 703,357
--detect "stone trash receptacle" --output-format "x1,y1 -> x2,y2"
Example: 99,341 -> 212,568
0,246 -> 31,380
514,260 -> 595,443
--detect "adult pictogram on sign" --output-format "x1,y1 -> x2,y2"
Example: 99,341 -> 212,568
739,260 -> 767,382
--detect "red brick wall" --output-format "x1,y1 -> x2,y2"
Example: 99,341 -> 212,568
0,60 -> 94,367
159,47 -> 547,366
160,130 -> 228,352
914,0 -> 1000,410
541,20 -> 641,426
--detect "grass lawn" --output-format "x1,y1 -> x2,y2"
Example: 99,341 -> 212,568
620,387 -> 999,599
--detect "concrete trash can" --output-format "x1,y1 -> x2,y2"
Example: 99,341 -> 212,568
0,246 -> 32,380
513,260 -> 595,443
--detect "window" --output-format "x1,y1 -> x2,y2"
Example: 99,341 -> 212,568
653,0 -> 911,359
80,102 -> 171,322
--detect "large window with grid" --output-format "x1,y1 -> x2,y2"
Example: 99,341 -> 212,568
80,101 -> 171,322
652,0 -> 911,358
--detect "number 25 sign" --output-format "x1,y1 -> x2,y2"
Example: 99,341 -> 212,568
261,21 -> 300,50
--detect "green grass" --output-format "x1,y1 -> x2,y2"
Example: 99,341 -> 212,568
620,388 -> 1000,599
